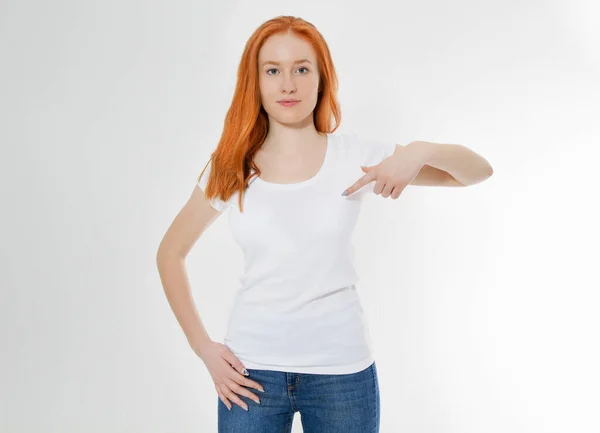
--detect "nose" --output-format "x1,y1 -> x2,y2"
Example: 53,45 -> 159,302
281,71 -> 297,94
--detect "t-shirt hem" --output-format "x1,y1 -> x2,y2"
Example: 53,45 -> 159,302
238,354 -> 376,375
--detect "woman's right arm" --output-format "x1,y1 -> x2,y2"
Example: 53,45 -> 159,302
156,187 -> 266,410
156,185 -> 223,358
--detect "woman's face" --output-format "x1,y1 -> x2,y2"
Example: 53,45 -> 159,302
257,31 -> 321,126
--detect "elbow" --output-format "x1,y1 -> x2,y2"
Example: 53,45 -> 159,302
463,164 -> 494,187
157,244 -> 187,264
156,242 -> 167,263
156,245 -> 176,264
477,164 -> 494,185
477,161 -> 494,184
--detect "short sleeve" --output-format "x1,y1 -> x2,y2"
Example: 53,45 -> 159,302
352,134 -> 397,167
196,159 -> 231,212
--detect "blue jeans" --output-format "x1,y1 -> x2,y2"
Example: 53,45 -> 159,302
218,361 -> 380,432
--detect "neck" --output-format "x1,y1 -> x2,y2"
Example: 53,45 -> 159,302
261,119 -> 325,156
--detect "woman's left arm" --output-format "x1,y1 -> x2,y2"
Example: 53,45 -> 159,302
401,141 -> 494,187
342,141 -> 494,197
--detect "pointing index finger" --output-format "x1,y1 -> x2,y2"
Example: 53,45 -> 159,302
342,173 -> 373,196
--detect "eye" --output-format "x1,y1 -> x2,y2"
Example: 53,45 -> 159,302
266,67 -> 310,75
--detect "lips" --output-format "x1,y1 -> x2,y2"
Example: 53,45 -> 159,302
277,100 -> 300,107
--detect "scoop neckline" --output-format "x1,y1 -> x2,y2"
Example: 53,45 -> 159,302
252,133 -> 333,190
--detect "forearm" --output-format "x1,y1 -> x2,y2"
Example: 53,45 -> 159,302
407,141 -> 493,186
156,252 -> 212,357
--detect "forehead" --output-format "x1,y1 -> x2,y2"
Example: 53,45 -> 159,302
258,32 -> 316,64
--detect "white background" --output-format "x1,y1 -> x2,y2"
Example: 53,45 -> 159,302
1,1 -> 599,432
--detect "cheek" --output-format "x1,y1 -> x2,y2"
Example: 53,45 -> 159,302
259,79 -> 274,95
308,79 -> 321,96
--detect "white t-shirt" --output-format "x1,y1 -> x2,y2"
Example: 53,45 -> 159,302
197,133 -> 397,374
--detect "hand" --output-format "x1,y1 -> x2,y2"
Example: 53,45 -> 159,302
197,340 -> 264,411
342,144 -> 426,199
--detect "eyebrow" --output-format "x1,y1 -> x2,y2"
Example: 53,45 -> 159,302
262,59 -> 313,66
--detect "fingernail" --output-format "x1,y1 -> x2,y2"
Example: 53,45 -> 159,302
258,387 -> 265,392
341,190 -> 348,196
242,369 -> 249,376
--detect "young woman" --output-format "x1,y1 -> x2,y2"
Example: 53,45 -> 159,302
156,15 -> 493,433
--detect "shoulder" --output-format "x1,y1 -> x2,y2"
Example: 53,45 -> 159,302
197,158 -> 238,212
330,132 -> 397,166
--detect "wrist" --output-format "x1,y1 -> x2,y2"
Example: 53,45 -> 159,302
189,335 -> 213,358
407,140 -> 435,165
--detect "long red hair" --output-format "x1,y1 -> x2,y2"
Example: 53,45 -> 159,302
197,15 -> 342,213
